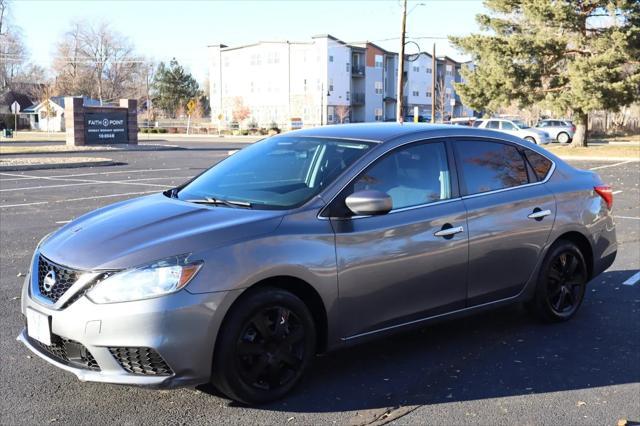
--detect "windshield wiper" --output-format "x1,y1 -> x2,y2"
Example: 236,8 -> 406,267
185,197 -> 252,208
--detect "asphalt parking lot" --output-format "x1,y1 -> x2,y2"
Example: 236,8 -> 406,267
1,142 -> 638,425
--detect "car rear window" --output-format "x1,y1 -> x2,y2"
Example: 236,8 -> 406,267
455,140 -> 529,195
523,149 -> 553,181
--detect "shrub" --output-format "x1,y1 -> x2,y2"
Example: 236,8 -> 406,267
158,128 -> 168,133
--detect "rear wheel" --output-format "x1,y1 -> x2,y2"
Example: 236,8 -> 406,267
524,136 -> 537,144
557,132 -> 570,143
528,240 -> 588,322
212,287 -> 316,405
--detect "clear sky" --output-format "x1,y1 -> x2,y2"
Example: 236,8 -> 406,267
12,0 -> 487,83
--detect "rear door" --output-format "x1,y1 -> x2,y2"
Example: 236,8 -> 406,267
453,139 -> 556,305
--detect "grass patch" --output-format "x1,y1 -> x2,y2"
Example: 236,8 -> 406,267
544,144 -> 640,159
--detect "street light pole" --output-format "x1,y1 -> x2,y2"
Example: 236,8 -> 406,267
320,82 -> 324,126
431,43 -> 436,124
396,0 -> 407,123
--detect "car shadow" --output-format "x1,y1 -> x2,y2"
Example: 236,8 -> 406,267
198,270 -> 639,412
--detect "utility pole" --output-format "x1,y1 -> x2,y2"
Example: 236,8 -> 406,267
431,43 -> 436,123
396,0 -> 407,123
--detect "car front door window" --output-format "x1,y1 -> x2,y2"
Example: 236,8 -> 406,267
351,142 -> 451,210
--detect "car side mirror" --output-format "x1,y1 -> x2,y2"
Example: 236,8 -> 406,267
345,190 -> 393,216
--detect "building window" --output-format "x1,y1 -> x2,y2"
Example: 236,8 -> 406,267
329,55 -> 334,62
426,90 -> 431,98
346,62 -> 350,72
412,90 -> 419,97
329,79 -> 334,92
375,81 -> 383,95
413,66 -> 419,73
375,108 -> 383,121
346,91 -> 350,100
375,55 -> 383,68
426,67 -> 432,74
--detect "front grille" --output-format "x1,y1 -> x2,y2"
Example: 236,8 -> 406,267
109,347 -> 173,376
27,333 -> 100,371
37,255 -> 81,303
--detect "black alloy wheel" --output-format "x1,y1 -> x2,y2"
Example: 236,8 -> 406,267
235,306 -> 306,391
528,240 -> 588,322
546,251 -> 587,317
212,287 -> 316,405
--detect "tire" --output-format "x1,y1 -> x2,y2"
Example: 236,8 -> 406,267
524,136 -> 537,144
557,132 -> 570,144
212,287 -> 316,405
527,240 -> 588,322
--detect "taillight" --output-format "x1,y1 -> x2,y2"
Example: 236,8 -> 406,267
571,125 -> 576,132
594,185 -> 613,209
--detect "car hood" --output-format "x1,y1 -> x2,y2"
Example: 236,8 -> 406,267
39,193 -> 285,271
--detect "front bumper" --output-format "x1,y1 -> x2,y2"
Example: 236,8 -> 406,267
18,270 -> 235,388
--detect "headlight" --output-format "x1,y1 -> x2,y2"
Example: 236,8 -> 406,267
86,255 -> 203,304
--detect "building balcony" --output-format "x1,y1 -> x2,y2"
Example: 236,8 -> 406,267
351,65 -> 365,77
351,93 -> 365,105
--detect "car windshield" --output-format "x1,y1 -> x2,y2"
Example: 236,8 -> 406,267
513,120 -> 530,129
176,136 -> 375,209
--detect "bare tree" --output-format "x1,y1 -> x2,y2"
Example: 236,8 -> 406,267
335,105 -> 350,123
434,77 -> 449,122
51,20 -> 144,103
0,0 -> 27,89
232,97 -> 250,124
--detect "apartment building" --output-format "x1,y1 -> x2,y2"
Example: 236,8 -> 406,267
403,52 -> 435,120
209,34 -> 473,128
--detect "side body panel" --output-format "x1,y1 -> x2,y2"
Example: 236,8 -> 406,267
331,200 -> 469,339
462,185 -> 556,305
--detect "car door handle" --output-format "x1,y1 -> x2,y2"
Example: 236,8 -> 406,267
434,226 -> 464,238
528,209 -> 552,220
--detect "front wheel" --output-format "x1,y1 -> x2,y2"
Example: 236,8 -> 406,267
524,136 -> 537,144
557,132 -> 570,144
527,240 -> 588,322
212,287 -> 316,405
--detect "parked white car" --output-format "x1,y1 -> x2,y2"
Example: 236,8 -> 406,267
536,119 -> 575,143
477,118 -> 551,145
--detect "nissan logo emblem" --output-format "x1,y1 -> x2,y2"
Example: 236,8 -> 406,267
43,270 -> 56,292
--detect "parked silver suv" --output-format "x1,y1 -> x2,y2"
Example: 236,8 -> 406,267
19,124 -> 616,404
536,119 -> 575,143
477,118 -> 552,144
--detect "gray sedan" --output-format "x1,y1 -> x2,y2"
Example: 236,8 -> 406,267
19,124 -> 617,404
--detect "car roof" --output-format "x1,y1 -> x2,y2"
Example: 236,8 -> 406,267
284,122 -> 479,143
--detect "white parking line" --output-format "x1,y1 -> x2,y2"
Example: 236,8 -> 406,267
0,201 -> 49,208
612,190 -> 623,195
0,174 -> 174,192
589,160 -> 634,171
0,168 -> 184,181
614,216 -> 640,220
0,190 -> 161,209
622,271 -> 640,286
61,190 -> 159,202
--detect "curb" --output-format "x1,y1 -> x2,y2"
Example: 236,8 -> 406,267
0,145 -> 184,156
554,156 -> 639,162
0,160 -> 120,172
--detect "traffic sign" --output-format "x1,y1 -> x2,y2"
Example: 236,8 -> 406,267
186,99 -> 197,115
11,101 -> 20,114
